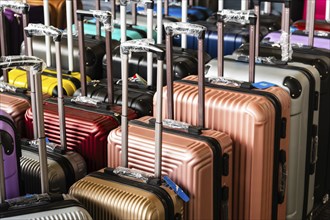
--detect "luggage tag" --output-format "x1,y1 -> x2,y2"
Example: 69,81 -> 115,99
163,176 -> 190,202
252,81 -> 277,90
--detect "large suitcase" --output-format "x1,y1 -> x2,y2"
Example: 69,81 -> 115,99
0,57 -> 92,220
159,15 -> 291,220
206,6 -> 321,220
19,24 -> 87,194
25,10 -> 137,172
234,1 -> 330,217
107,36 -> 234,220
0,109 -> 21,200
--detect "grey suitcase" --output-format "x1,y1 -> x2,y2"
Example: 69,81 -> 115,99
20,24 -> 87,194
205,4 -> 321,219
0,55 -> 92,220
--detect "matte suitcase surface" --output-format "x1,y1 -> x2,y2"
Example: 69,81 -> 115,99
0,109 -> 21,200
159,15 -> 290,220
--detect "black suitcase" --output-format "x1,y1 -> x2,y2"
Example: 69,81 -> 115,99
233,1 -> 330,217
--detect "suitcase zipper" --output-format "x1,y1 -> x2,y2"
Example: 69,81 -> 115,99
130,119 -> 223,220
21,141 -> 76,191
89,171 -> 175,220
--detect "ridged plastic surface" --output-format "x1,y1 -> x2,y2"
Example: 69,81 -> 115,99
25,101 -> 136,172
158,75 -> 284,220
69,173 -> 183,220
107,116 -> 233,220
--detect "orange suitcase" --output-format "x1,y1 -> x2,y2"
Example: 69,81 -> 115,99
157,13 -> 291,220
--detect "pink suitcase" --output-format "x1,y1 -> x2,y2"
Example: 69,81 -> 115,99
107,36 -> 233,220
157,13 -> 291,220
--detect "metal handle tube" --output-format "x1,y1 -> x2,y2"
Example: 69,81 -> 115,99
73,0 -> 78,28
308,0 -> 315,47
281,3 -> 285,30
326,0 -> 330,22
264,2 -> 271,13
121,54 -> 129,168
95,0 -> 101,38
181,0 -> 188,49
43,0 -> 51,66
218,0 -> 224,10
132,2 -> 137,25
166,34 -> 174,119
217,17 -> 224,77
112,0 -> 116,20
33,67 -> 49,193
0,12 -> 8,82
157,0 -> 162,44
147,2 -> 153,86
106,30 -> 114,104
241,0 -> 249,10
249,23 -> 256,83
66,0 -> 74,71
164,0 -> 168,16
121,5 -> 127,43
255,4 -> 260,57
22,10 -> 29,56
155,59 -> 164,178
198,38 -> 205,128
55,41 -> 67,150
77,18 -> 87,96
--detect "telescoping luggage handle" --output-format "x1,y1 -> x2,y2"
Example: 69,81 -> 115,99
164,22 -> 207,127
253,0 -> 291,60
120,39 -> 165,178
0,56 -> 49,198
24,24 -> 68,151
0,1 -> 30,83
76,9 -> 114,100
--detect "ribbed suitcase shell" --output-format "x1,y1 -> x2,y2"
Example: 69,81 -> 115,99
107,116 -> 233,220
158,75 -> 290,220
0,92 -> 30,136
0,197 -> 92,220
0,110 -> 20,199
20,143 -> 87,194
205,57 -> 321,220
69,169 -> 184,220
8,68 -> 90,96
24,98 -> 137,172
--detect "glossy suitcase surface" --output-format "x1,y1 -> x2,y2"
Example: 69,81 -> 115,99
159,14 -> 290,220
0,110 -> 20,199
291,20 -> 330,32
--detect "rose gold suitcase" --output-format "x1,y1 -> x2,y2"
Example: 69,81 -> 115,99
69,37 -> 184,220
157,14 -> 291,220
107,25 -> 233,220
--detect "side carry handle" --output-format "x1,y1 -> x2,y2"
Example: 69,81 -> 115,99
120,39 -> 165,178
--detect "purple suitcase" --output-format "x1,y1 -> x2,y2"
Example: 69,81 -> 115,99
0,109 -> 20,199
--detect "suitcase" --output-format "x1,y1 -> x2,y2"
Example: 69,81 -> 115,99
234,1 -> 330,217
0,109 -> 21,200
206,7 -> 321,220
25,10 -> 137,172
107,36 -> 234,220
291,20 -> 330,32
0,58 -> 92,219
303,0 -> 328,20
19,24 -> 87,194
3,5 -> 44,55
69,39 -> 191,220
160,14 -> 290,220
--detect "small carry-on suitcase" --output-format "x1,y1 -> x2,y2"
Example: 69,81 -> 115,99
9,22 -> 90,96
234,1 -> 330,217
206,6 -> 321,220
159,15 -> 290,220
0,109 -> 21,200
106,37 -> 233,220
19,24 -> 87,194
25,10 -> 137,173
0,56 -> 92,220
69,39 -> 186,220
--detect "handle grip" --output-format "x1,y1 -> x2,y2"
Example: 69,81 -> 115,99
120,0 -> 153,6
217,10 -> 257,25
24,23 -> 62,41
120,39 -> 165,60
0,1 -> 29,13
164,22 -> 207,39
90,10 -> 113,32
0,55 -> 45,73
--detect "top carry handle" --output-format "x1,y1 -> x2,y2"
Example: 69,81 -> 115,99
164,22 -> 207,127
0,55 -> 49,194
120,39 -> 165,178
0,1 -> 29,82
25,23 -> 68,150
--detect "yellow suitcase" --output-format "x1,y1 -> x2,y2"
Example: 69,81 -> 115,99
8,68 -> 91,96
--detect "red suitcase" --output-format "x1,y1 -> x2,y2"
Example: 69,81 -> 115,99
158,13 -> 291,220
24,10 -> 137,172
107,29 -> 234,220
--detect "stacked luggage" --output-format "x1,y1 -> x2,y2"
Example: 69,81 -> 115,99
0,0 -> 329,219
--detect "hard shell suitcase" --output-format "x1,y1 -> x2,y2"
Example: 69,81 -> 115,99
0,56 -> 92,220
291,20 -> 330,32
107,34 -> 234,220
19,24 -> 87,194
303,0 -> 328,20
0,109 -> 20,200
234,1 -> 330,217
207,4 -> 321,220
69,39 -> 185,220
25,10 -> 137,172
159,14 -> 290,220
